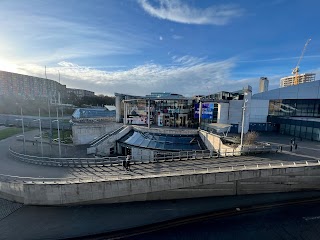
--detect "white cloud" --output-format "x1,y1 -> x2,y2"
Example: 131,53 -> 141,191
172,34 -> 183,40
159,36 -> 163,41
3,56 -> 238,96
2,55 -> 302,97
138,0 -> 244,25
172,55 -> 206,66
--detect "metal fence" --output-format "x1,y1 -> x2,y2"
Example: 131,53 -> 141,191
9,147 -> 126,167
9,145 -> 278,168
1,159 -> 320,184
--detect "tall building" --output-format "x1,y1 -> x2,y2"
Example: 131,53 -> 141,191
259,77 -> 269,92
280,73 -> 315,87
66,88 -> 95,98
0,70 -> 66,102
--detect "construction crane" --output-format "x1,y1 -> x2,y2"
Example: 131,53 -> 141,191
292,38 -> 311,85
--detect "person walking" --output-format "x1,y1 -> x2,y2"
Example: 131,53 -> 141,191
126,155 -> 131,171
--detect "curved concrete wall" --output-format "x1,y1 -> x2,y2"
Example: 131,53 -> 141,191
1,165 -> 318,206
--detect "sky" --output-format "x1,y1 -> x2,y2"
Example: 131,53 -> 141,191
0,0 -> 320,96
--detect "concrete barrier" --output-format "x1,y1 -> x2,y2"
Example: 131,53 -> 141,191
1,163 -> 320,206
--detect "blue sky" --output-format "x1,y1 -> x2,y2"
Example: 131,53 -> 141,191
0,0 -> 319,96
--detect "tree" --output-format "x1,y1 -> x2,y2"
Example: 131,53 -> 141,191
244,131 -> 259,145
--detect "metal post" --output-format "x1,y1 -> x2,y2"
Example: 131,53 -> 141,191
39,109 -> 43,157
53,109 -> 62,158
124,101 -> 127,125
20,108 -> 26,154
198,101 -> 202,130
148,99 -> 150,129
240,99 -> 248,149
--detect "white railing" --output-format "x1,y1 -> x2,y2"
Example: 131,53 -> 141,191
1,159 -> 319,184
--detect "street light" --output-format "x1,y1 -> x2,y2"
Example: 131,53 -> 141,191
52,108 -> 61,158
15,107 -> 26,154
33,108 -> 43,157
240,96 -> 249,150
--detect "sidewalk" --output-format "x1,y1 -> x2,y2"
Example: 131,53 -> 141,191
257,132 -> 320,159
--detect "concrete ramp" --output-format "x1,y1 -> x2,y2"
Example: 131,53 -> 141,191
87,125 -> 131,155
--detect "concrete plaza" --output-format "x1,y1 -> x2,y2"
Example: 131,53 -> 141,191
0,130 -> 319,180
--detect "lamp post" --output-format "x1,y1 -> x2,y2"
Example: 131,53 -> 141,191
198,100 -> 202,130
33,108 -> 43,157
52,108 -> 61,158
15,107 -> 26,154
240,98 -> 249,149
147,99 -> 150,129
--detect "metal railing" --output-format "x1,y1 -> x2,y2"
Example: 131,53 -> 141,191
9,145 -> 278,168
9,147 -> 126,167
0,159 -> 319,184
89,125 -> 126,147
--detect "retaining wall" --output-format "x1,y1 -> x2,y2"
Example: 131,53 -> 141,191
199,130 -> 240,156
0,165 -> 317,205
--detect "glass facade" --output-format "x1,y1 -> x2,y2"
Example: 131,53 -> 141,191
119,130 -> 206,151
72,108 -> 115,119
125,99 -> 196,127
269,99 -> 320,117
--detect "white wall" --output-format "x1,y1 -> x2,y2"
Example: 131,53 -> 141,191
217,103 -> 229,124
250,100 -> 269,123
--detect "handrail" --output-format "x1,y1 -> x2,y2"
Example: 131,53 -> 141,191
9,145 -> 278,168
89,125 -> 126,147
0,159 -> 319,184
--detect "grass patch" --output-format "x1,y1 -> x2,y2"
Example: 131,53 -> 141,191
43,129 -> 73,144
0,127 -> 25,140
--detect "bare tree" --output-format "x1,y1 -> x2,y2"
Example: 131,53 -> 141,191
244,131 -> 259,145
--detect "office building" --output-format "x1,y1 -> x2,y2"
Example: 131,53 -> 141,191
0,70 -> 66,102
67,88 -> 95,98
280,73 -> 315,87
253,80 -> 320,141
259,77 -> 269,92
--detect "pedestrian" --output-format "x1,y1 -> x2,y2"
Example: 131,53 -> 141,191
126,155 -> 131,171
279,146 -> 282,152
295,144 -> 298,150
290,145 -> 293,152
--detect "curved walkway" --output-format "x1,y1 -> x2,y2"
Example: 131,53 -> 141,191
0,130 -> 319,181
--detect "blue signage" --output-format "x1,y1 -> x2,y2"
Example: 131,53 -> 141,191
194,103 -> 214,119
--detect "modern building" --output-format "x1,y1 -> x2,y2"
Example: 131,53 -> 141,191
71,107 -> 115,122
115,92 -> 195,128
115,88 -> 270,135
280,73 -> 315,87
66,88 -> 95,98
0,70 -> 66,102
259,77 -> 269,93
253,80 -> 320,141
